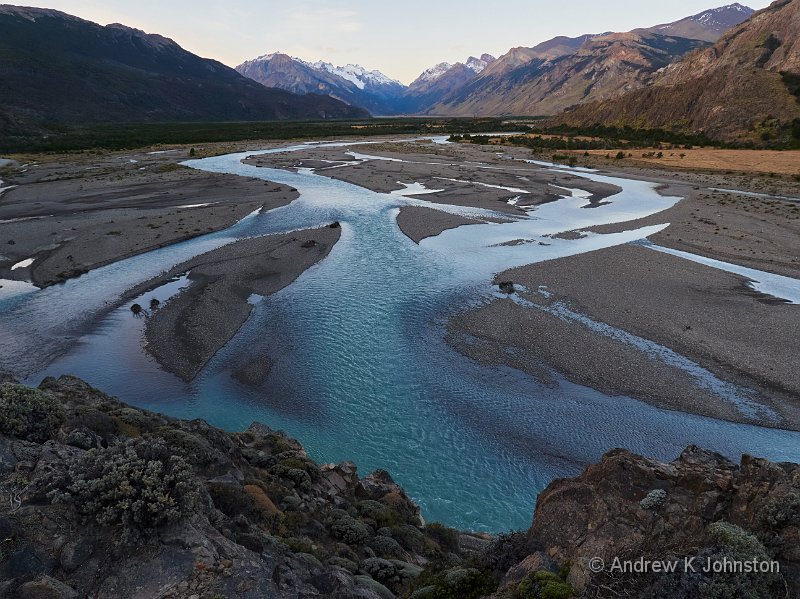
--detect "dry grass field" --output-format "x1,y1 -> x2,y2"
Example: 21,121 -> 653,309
578,148 -> 800,175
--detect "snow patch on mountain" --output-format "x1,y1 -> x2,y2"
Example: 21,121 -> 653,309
465,54 -> 496,74
415,62 -> 454,84
308,60 -> 402,89
238,53 -> 401,90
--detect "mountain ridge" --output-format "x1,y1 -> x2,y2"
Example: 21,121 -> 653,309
555,0 -> 800,141
0,5 -> 368,132
234,4 -> 754,119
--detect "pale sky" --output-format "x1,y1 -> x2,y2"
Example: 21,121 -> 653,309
17,1 -> 772,84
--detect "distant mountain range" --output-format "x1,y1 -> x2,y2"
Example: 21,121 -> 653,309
0,5 -> 366,133
236,53 -> 406,115
557,0 -> 800,140
236,3 -> 756,121
1,2 -> 793,143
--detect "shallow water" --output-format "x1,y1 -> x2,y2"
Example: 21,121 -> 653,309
4,139 -> 800,531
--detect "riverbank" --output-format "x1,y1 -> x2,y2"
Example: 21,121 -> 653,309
0,147 -> 299,287
248,137 -> 800,430
447,243 -> 800,430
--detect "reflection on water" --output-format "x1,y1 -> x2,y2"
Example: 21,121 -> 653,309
5,138 -> 800,531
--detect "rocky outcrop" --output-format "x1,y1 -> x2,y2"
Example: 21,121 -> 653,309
2,376 -> 797,598
489,446 -> 799,598
0,376 -> 472,599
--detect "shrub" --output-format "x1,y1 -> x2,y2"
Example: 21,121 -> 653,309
209,482 -> 251,517
0,383 -> 64,442
358,499 -> 398,527
419,567 -> 497,599
243,484 -> 281,531
519,570 -> 574,599
699,521 -> 785,599
425,522 -> 459,553
759,491 -> 800,530
327,556 -> 358,573
369,535 -> 404,558
360,557 -> 404,590
330,514 -> 372,545
58,438 -> 198,539
640,489 -> 668,510
391,524 -> 426,552
480,531 -> 529,572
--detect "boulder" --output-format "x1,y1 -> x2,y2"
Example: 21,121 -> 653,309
16,576 -> 77,599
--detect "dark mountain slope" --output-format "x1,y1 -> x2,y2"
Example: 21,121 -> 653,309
558,0 -> 800,141
0,5 -> 367,130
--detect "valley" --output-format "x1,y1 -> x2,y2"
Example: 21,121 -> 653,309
1,134 -> 798,535
1,2 -> 799,597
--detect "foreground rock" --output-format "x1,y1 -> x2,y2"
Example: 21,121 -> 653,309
0,376 -> 479,598
486,446 -> 799,599
0,376 -> 797,598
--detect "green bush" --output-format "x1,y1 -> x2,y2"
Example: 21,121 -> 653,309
330,513 -> 372,545
0,383 -> 64,442
361,557 -> 404,590
391,524 -> 426,552
58,438 -> 198,539
370,534 -> 405,558
639,489 -> 668,510
425,522 -> 459,553
419,567 -> 497,599
358,499 -> 399,527
759,491 -> 800,529
699,521 -> 785,599
518,570 -> 574,599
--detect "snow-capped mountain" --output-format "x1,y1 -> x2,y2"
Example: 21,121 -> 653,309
413,62 -> 454,86
236,4 -> 752,117
236,53 -> 405,115
641,3 -> 754,42
308,61 -> 402,90
410,54 -> 496,88
465,54 -> 496,74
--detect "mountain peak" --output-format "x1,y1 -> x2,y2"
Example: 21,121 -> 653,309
465,54 -> 496,73
644,3 -> 754,42
412,62 -> 454,85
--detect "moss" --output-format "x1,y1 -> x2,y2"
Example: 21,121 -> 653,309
0,383 -> 64,443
